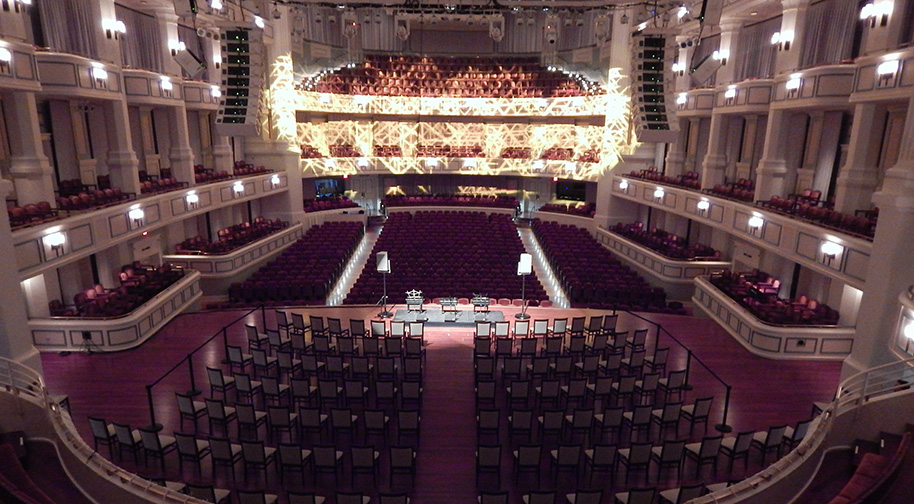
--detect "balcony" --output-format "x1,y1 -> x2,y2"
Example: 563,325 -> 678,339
851,46 -> 914,102
675,89 -> 715,117
713,79 -> 774,114
28,270 -> 201,353
0,39 -> 40,92
693,276 -> 855,359
770,64 -> 855,110
13,172 -> 288,280
35,51 -> 122,99
182,80 -> 221,110
123,69 -> 186,106
611,175 -> 872,290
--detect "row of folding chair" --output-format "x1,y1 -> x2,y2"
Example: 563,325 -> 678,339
223,350 -> 425,388
248,320 -> 427,363
478,489 -> 604,504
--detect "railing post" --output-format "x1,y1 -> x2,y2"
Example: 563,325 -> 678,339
220,327 -> 231,365
682,349 -> 694,391
186,354 -> 201,397
144,384 -> 163,432
715,385 -> 733,433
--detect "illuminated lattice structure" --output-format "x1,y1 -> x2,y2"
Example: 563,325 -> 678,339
295,68 -> 636,181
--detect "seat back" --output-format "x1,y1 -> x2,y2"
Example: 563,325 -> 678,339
175,432 -> 201,456
242,440 -> 267,463
700,435 -> 723,458
139,428 -> 161,450
676,483 -> 706,504
371,320 -> 386,337
591,443 -> 616,465
660,439 -> 686,462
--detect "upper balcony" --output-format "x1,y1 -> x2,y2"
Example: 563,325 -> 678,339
851,46 -> 914,103
611,175 -> 872,290
0,39 -> 40,93
34,51 -> 122,100
122,69 -> 186,107
12,172 -> 289,281
675,89 -> 715,118
769,64 -> 856,110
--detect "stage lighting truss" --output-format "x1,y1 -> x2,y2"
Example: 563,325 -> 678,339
294,69 -> 635,181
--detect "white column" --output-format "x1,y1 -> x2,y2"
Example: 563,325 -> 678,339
842,94 -> 914,377
7,92 -> 55,204
0,180 -> 42,372
166,103 -> 195,185
834,103 -> 882,213
152,7 -> 182,77
664,119 -> 687,177
685,117 -> 702,172
699,113 -> 729,189
773,0 -> 811,75
737,114 -> 760,181
715,18 -> 744,85
755,109 -> 791,201
101,100 -> 141,195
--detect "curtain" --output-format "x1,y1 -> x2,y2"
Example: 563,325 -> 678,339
732,16 -> 780,81
40,0 -> 98,59
178,24 -> 208,80
116,4 -> 163,72
690,34 -> 720,86
800,0 -> 857,68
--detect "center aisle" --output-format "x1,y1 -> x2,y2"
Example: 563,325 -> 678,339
412,325 -> 478,503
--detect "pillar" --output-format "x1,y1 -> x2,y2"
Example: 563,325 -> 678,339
102,99 -> 141,195
842,94 -> 914,378
7,92 -> 55,204
833,103 -> 882,213
0,180 -> 42,372
716,18 -> 744,85
699,113 -> 730,189
685,117 -> 702,173
774,0 -> 811,75
737,114 -> 760,181
664,120 -> 687,177
795,111 -> 822,191
755,109 -> 791,201
166,104 -> 195,186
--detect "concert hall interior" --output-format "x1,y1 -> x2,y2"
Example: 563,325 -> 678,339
1,0 -> 914,503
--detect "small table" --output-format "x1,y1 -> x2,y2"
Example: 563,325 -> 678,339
440,297 -> 458,322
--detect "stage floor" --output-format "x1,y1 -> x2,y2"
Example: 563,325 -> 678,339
392,308 -> 505,326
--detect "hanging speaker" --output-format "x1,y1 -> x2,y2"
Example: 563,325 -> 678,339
377,251 -> 391,273
517,253 -> 533,275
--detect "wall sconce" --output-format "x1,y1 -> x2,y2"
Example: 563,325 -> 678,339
861,1 -> 892,27
254,15 -> 265,28
232,181 -> 245,197
905,319 -> 914,340
102,19 -> 125,40
785,73 -> 802,97
160,76 -> 173,96
324,158 -> 336,169
319,93 -> 331,104
771,30 -> 793,51
748,214 -> 764,236
462,158 -> 477,168
697,198 -> 710,215
91,66 -> 108,81
877,58 -> 899,87
353,95 -> 371,106
712,49 -> 729,65
210,85 -> 222,99
185,192 -> 199,209
270,174 -> 280,186
210,0 -> 223,10
358,158 -> 370,168
821,240 -> 842,265
128,207 -> 145,228
676,93 -> 687,109
213,54 -> 222,70
618,179 -> 629,191
169,40 -> 186,56
532,160 -> 545,171
724,85 -> 737,105
425,158 -> 439,168
671,61 -> 685,76
0,47 -> 11,75
653,187 -> 665,200
44,232 -> 66,257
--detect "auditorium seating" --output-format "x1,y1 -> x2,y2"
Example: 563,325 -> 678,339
757,192 -> 876,240
232,161 -> 272,176
228,221 -> 365,307
344,211 -> 546,304
53,188 -> 132,212
382,195 -> 518,209
373,144 -> 403,157
577,149 -> 601,163
609,222 -> 720,260
531,219 -> 675,313
193,165 -> 233,184
415,144 -> 485,158
706,178 -> 756,202
538,202 -> 596,218
139,177 -> 188,195
8,201 -> 61,230
174,218 -> 289,254
540,147 -> 574,160
709,270 -> 840,326
300,144 -> 325,159
500,147 -> 531,159
627,167 -> 702,191
303,54 -> 603,98
329,144 -> 362,157
51,263 -> 185,318
303,197 -> 361,213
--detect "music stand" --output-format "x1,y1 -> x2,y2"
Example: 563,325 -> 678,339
378,252 -> 393,318
516,253 -> 532,320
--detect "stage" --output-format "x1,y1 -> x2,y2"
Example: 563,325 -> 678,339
392,308 -> 506,326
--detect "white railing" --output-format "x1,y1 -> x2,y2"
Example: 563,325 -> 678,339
0,357 -> 209,503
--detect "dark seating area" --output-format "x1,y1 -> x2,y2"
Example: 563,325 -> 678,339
232,161 -> 272,177
193,164 -> 233,184
228,221 -> 365,307
709,270 -> 840,326
627,167 -> 702,191
609,221 -> 721,261
303,196 -> 361,213
329,144 -> 362,157
373,144 -> 403,157
415,144 -> 485,158
8,201 -> 61,230
540,147 -> 574,160
381,194 -> 518,209
174,217 -> 290,255
577,148 -> 600,163
139,177 -> 188,195
532,219 -> 676,313
757,191 -> 876,240
304,54 -> 602,98
500,146 -> 531,159
300,144 -> 325,159
345,211 -> 546,304
537,202 -> 596,218
56,178 -> 95,197
706,178 -> 755,202
55,187 -> 133,212
49,263 -> 185,318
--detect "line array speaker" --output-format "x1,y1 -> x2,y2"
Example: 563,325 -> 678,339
630,28 -> 680,144
215,27 -> 264,137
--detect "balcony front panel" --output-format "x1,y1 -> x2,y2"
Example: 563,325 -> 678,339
852,47 -> 914,103
676,89 -> 715,117
770,64 -> 856,110
123,69 -> 186,107
183,80 -> 221,110
595,228 -> 732,284
163,223 -> 303,278
693,276 -> 854,360
712,79 -> 774,114
611,176 -> 871,290
35,52 -> 122,100
0,39 -> 40,92
29,270 -> 201,353
13,172 -> 288,280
